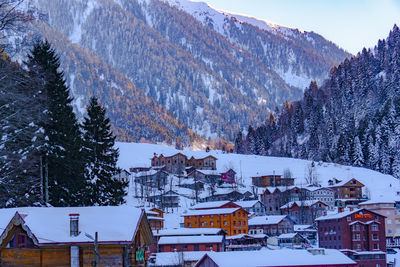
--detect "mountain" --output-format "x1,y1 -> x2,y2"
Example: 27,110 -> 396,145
10,0 -> 350,142
235,25 -> 400,178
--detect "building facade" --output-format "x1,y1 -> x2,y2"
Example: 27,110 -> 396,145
183,208 -> 249,236
248,215 -> 294,236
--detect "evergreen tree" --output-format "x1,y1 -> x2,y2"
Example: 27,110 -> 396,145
26,40 -> 85,206
81,97 -> 126,205
352,136 -> 364,166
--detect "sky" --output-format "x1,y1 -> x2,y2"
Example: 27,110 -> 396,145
198,0 -> 400,55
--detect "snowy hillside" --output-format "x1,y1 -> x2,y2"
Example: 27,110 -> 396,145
117,142 -> 399,200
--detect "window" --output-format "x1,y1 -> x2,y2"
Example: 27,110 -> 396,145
373,243 -> 379,250
238,221 -> 241,226
187,223 -> 191,227
233,230 -> 236,234
238,213 -> 241,217
210,222 -> 214,226
347,216 -> 352,222
224,221 -> 227,226
243,221 -> 246,226
233,221 -> 236,226
372,224 -> 379,231
372,234 -> 379,240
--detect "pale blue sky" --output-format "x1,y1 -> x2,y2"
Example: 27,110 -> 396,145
199,0 -> 400,54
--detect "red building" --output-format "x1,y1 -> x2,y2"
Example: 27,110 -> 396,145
316,208 -> 386,267
158,235 -> 224,252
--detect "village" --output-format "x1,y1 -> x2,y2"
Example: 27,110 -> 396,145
0,146 -> 399,267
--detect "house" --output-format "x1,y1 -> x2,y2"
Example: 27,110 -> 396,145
340,249 -> 386,267
225,233 -> 267,251
134,169 -> 169,188
0,206 -> 153,267
112,169 -> 130,183
148,190 -> 180,209
158,235 -> 224,252
151,153 -> 217,174
328,178 -> 364,203
277,232 -> 308,248
191,201 -> 240,210
200,188 -> 253,202
359,197 -> 400,248
294,224 -> 317,243
130,166 -> 152,173
145,207 -> 165,230
183,207 -> 249,236
187,170 -> 220,183
306,186 -> 335,209
234,200 -> 266,216
251,174 -> 294,187
259,186 -> 290,215
220,169 -> 236,184
178,178 -> 205,191
194,249 -> 357,267
316,208 -> 386,267
280,200 -> 328,225
248,215 -> 294,236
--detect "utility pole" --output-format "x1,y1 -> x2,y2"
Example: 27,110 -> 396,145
94,232 -> 99,267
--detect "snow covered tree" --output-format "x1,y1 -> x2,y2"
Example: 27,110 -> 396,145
352,136 -> 364,166
81,97 -> 126,205
26,40 -> 85,206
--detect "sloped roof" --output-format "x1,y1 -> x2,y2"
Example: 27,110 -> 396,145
158,235 -> 223,245
0,206 -> 146,245
234,200 -> 263,209
191,201 -> 232,210
194,249 -> 356,267
280,200 -> 327,209
153,228 -> 225,237
183,208 -> 244,216
248,215 -> 287,226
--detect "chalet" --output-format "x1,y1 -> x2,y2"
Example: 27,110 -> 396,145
134,169 -> 169,188
225,233 -> 268,251
220,169 -> 236,184
112,169 -> 131,183
187,169 -> 220,183
280,200 -> 328,225
251,174 -> 294,187
178,178 -> 205,191
153,251 -> 207,267
130,166 -> 151,173
194,249 -> 357,267
306,186 -> 335,209
328,178 -> 364,203
294,224 -> 317,242
277,232 -> 308,248
248,215 -> 294,236
316,208 -> 386,267
234,200 -> 266,216
0,206 -> 153,267
158,235 -> 224,252
259,186 -> 289,215
200,188 -> 253,203
183,207 -> 249,236
145,207 -> 164,230
151,153 -> 217,174
148,190 -> 180,209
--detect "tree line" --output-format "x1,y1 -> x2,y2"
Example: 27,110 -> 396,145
235,25 -> 400,179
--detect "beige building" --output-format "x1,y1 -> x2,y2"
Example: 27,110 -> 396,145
359,198 -> 400,247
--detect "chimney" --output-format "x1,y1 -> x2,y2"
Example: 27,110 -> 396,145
69,213 -> 80,237
338,207 -> 344,213
349,207 -> 354,211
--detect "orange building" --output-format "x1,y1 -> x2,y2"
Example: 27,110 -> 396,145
183,208 -> 249,236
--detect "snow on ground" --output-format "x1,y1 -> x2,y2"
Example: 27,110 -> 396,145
117,141 -> 399,228
117,142 -> 399,200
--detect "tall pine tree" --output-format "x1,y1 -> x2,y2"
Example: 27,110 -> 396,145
26,41 -> 85,206
81,97 -> 126,206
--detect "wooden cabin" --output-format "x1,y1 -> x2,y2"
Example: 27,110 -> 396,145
0,206 -> 153,267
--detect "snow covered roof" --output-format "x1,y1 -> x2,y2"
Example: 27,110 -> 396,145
277,233 -> 302,239
147,216 -> 164,221
183,208 -> 242,216
280,200 -> 326,209
153,228 -> 225,236
234,200 -> 262,208
0,206 -> 145,245
158,235 -> 223,245
226,233 -> 267,240
306,186 -> 334,192
191,201 -> 232,210
194,249 -> 356,267
294,225 -> 316,232
329,178 -> 364,187
134,169 -> 159,177
315,208 -> 363,221
248,215 -> 287,226
359,196 -> 396,205
155,251 -> 207,266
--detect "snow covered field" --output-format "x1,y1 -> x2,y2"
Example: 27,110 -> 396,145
117,142 -> 400,201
